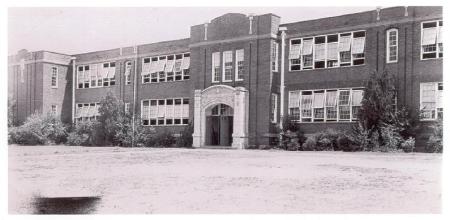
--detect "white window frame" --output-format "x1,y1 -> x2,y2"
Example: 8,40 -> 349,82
289,38 -> 302,71
420,82 -> 443,121
271,42 -> 279,72
222,51 -> 233,82
212,52 -> 221,83
386,29 -> 399,63
235,49 -> 244,81
288,87 -> 364,123
141,98 -> 190,126
125,61 -> 132,85
271,93 -> 278,123
288,30 -> 366,72
51,66 -> 58,88
75,102 -> 101,122
141,53 -> 190,84
420,20 -> 443,60
51,105 -> 57,114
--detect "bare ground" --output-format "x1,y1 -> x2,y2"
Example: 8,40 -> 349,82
8,145 -> 441,214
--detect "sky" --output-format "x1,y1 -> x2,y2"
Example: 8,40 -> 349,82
8,7 -> 375,55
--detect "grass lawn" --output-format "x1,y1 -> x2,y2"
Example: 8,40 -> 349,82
8,145 -> 441,214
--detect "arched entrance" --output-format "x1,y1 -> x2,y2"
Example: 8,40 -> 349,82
192,85 -> 249,149
205,104 -> 234,146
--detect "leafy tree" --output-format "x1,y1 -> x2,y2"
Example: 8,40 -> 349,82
8,97 -> 16,127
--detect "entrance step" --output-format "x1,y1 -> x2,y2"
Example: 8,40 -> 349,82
201,145 -> 235,150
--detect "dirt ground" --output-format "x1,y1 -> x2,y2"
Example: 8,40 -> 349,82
8,145 -> 441,214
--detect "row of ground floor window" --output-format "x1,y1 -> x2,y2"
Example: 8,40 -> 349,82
74,82 -> 443,124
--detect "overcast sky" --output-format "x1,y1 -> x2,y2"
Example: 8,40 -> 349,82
8,7 -> 375,55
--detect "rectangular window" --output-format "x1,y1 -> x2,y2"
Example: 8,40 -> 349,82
386,29 -> 398,63
420,82 -> 443,120
271,42 -> 279,72
352,31 -> 366,66
51,105 -> 57,114
142,98 -> 190,126
235,49 -> 244,81
75,102 -> 101,122
289,39 -> 302,71
288,88 -> 363,123
51,66 -> 58,88
301,38 -> 313,70
77,65 -> 90,89
271,93 -> 278,123
125,61 -> 132,85
125,103 -> 130,114
327,35 -> 339,68
222,51 -> 233,82
314,36 -> 326,69
212,52 -> 221,82
339,33 -> 352,66
174,54 -> 183,81
182,53 -> 190,80
421,20 -> 443,59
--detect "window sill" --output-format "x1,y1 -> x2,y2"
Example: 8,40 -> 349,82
288,63 -> 366,73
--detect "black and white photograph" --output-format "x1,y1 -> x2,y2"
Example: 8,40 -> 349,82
1,0 -> 447,217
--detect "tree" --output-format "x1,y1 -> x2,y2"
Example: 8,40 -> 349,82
8,97 -> 16,127
356,69 -> 416,151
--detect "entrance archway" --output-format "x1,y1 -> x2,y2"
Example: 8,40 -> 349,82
205,104 -> 234,146
192,85 -> 249,149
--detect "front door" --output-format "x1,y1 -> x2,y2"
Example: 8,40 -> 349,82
206,104 -> 234,146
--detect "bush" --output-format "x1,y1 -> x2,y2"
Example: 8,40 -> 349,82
426,119 -> 443,153
281,130 -> 301,151
9,113 -> 67,145
401,137 -> 415,153
66,120 -> 103,146
151,130 -> 176,147
302,137 -> 317,151
175,124 -> 194,148
379,123 -> 404,152
314,129 -> 341,151
337,135 -> 360,152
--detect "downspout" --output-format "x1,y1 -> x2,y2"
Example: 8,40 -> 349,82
71,57 -> 76,124
279,27 -> 287,131
132,46 -> 138,147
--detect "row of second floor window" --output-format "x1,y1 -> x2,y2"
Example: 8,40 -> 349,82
77,62 -> 116,89
76,52 -> 190,89
288,20 -> 443,71
212,49 -> 245,83
288,31 -> 366,71
141,98 -> 190,126
141,53 -> 190,84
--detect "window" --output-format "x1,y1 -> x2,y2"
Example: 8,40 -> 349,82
142,53 -> 190,84
271,93 -> 278,123
78,62 -> 115,89
351,31 -> 366,66
141,98 -> 190,126
20,60 -> 25,83
289,39 -> 302,71
125,103 -> 130,114
421,20 -> 443,60
125,61 -> 132,85
51,105 -> 57,114
288,88 -> 364,123
222,51 -> 233,82
271,42 -> 279,72
386,29 -> 398,63
212,52 -> 221,82
51,66 -> 58,88
314,36 -> 326,69
75,102 -> 101,122
420,82 -> 443,120
289,30 -> 366,71
182,53 -> 190,80
235,49 -> 244,81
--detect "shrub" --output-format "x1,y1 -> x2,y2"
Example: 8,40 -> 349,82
401,137 -> 415,153
302,137 -> 316,151
175,124 -> 194,148
281,130 -> 301,151
379,123 -> 404,152
9,113 -> 67,145
152,130 -> 176,147
314,129 -> 341,151
426,119 -> 443,153
337,135 -> 360,152
66,120 -> 103,146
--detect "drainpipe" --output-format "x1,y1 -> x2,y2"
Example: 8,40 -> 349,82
132,46 -> 138,147
71,57 -> 77,124
279,27 -> 287,131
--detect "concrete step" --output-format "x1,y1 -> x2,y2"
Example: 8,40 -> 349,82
200,145 -> 235,150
